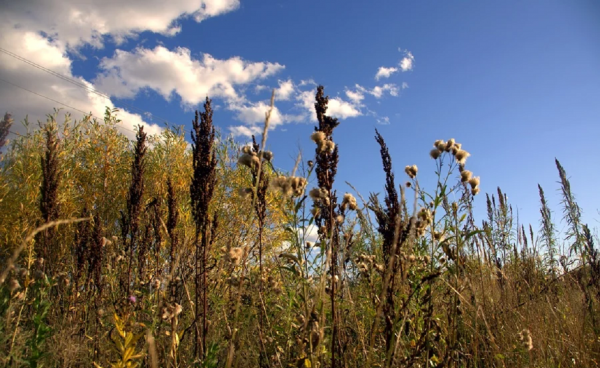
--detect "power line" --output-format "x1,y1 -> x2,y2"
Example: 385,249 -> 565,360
0,46 -> 176,127
0,76 -> 136,134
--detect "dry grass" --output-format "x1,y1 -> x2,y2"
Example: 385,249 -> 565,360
0,88 -> 599,368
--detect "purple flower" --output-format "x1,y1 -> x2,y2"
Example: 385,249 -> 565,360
128,295 -> 137,304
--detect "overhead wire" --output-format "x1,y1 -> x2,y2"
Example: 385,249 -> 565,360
0,76 -> 136,135
0,46 -> 176,128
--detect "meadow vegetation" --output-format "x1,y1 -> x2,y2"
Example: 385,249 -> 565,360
0,86 -> 598,367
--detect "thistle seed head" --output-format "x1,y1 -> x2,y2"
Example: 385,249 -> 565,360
468,176 -> 480,189
341,193 -> 358,211
238,153 -> 260,169
228,247 -> 244,265
460,170 -> 473,183
454,149 -> 470,165
405,165 -> 418,179
310,131 -> 326,144
434,140 -> 446,151
430,148 -> 442,159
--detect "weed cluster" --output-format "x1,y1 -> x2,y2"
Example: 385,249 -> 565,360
0,87 -> 599,367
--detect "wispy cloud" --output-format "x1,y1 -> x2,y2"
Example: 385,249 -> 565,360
375,66 -> 398,80
399,50 -> 415,72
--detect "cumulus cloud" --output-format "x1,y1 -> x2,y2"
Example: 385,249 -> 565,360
375,66 -> 398,80
0,26 -> 161,140
345,90 -> 364,104
227,99 -> 306,137
274,79 -> 295,101
229,100 -> 284,127
0,0 -> 242,139
228,125 -> 263,138
0,0 -> 240,49
95,46 -> 284,106
399,51 -> 415,72
297,90 -> 361,121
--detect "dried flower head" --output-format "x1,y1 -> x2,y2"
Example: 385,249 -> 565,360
468,176 -> 480,189
434,140 -> 446,151
445,138 -> 455,152
8,278 -> 20,293
289,177 -> 307,197
430,148 -> 442,159
309,187 -> 322,200
238,153 -> 260,169
454,149 -> 470,165
460,170 -> 473,183
405,165 -> 418,179
518,329 -> 533,351
260,150 -> 274,161
310,131 -> 326,144
238,187 -> 254,198
341,193 -> 358,211
324,140 -> 336,153
471,187 -> 480,196
242,145 -> 255,155
228,247 -> 244,265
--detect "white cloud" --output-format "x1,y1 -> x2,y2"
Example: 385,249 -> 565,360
296,90 -> 361,121
1,0 -> 240,49
354,84 -> 399,99
95,46 -> 284,106
254,84 -> 269,93
399,51 -> 415,72
375,66 -> 398,80
299,79 -> 316,87
377,116 -> 390,125
0,0 -> 242,139
274,79 -> 295,101
228,125 -> 262,137
0,26 -> 161,140
226,98 -> 307,137
229,100 -> 284,127
345,89 -> 364,104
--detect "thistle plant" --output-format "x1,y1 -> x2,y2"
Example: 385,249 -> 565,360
0,86 -> 599,367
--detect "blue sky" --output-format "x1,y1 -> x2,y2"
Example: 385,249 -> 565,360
1,0 -> 599,238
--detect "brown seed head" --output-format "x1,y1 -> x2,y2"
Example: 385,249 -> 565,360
454,149 -> 470,165
460,170 -> 473,183
468,176 -> 480,189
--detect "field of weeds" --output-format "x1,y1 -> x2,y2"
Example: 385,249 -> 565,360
0,86 -> 598,367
